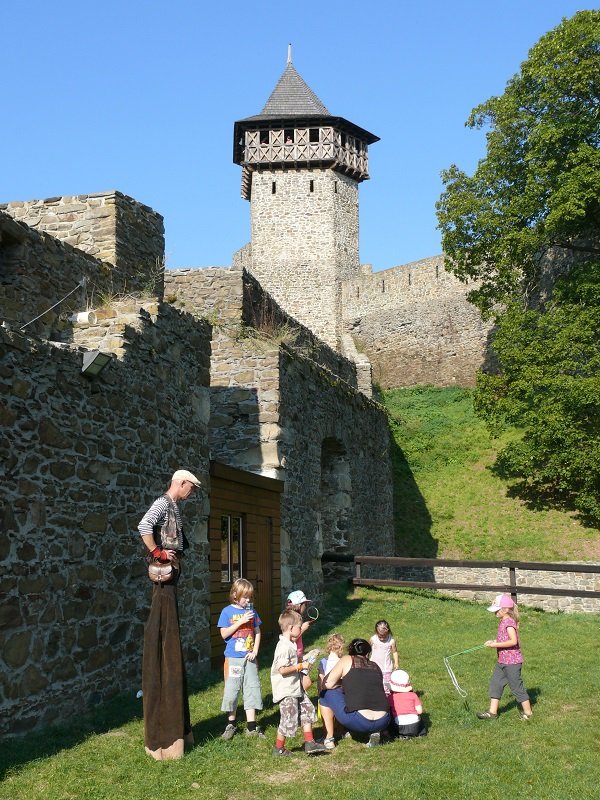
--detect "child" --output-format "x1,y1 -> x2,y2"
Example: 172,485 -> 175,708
477,594 -> 533,721
317,633 -> 346,749
270,609 -> 328,756
286,590 -> 317,690
369,619 -> 399,692
387,669 -> 425,738
217,578 -> 264,739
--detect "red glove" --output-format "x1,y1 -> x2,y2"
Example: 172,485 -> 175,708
151,546 -> 170,563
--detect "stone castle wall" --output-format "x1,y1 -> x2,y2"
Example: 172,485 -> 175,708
342,257 -> 493,387
0,216 -> 212,737
164,266 -> 394,598
1,192 -> 164,297
248,170 -> 359,349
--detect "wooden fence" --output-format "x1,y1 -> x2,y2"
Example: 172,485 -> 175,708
351,556 -> 600,603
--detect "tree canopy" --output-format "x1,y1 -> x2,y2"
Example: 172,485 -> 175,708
436,11 -> 600,524
436,10 -> 600,313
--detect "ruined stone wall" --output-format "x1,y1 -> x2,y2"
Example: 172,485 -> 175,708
164,267 -> 360,389
0,303 -> 212,737
1,211 -> 125,339
248,170 -> 360,349
1,192 -> 164,295
342,257 -> 493,388
163,266 -> 394,600
277,348 -> 394,598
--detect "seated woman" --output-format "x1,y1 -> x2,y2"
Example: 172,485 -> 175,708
320,638 -> 391,747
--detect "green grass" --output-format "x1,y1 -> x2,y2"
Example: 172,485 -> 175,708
1,585 -> 599,800
383,386 -> 599,560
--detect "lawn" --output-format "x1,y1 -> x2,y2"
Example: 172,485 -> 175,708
383,387 -> 600,560
1,585 -> 598,800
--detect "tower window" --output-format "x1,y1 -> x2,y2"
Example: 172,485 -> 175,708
435,264 -> 439,278
272,181 -> 276,194
334,181 -> 338,194
309,128 -> 319,143
356,287 -> 360,298
284,129 -> 294,144
381,280 -> 385,293
260,131 -> 269,145
309,180 -> 314,193
408,272 -> 412,286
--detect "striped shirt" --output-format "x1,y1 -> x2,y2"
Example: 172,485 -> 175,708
138,495 -> 184,552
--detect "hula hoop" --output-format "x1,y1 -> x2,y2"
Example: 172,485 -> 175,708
307,606 -> 319,620
443,644 -> 487,698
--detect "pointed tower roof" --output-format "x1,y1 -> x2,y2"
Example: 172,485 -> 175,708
256,59 -> 330,119
241,46 -> 331,121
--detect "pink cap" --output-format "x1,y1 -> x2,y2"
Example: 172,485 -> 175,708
487,594 -> 515,612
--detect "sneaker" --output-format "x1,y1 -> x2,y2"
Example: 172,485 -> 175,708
272,746 -> 293,756
519,712 -> 533,721
367,732 -> 381,747
323,736 -> 336,750
245,726 -> 266,737
476,711 -> 498,720
305,739 -> 329,755
221,723 -> 236,740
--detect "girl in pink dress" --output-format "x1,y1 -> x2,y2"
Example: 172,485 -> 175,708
369,619 -> 399,693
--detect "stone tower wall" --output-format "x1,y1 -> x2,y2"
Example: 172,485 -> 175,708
248,170 -> 359,349
1,192 -> 165,296
342,257 -> 493,387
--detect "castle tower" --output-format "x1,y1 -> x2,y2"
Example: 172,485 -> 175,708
233,49 -> 378,349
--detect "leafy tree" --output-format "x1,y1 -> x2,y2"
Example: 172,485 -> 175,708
436,11 -> 600,523
437,10 -> 600,313
475,264 -> 600,523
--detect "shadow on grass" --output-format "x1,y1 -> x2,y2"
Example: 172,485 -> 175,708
0,691 -> 143,780
388,433 -> 436,558
1,583 -> 363,777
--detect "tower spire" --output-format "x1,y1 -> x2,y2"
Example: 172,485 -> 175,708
287,43 -> 292,64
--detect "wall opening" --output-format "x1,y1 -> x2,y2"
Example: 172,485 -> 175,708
318,437 -> 352,560
272,181 -> 276,194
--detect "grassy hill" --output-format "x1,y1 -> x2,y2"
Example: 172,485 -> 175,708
383,386 -> 599,561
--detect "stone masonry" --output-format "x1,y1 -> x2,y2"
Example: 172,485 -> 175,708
342,257 -> 493,387
1,191 -> 165,297
1,189 -> 213,738
248,170 -> 360,350
0,300 -> 212,737
164,266 -> 395,599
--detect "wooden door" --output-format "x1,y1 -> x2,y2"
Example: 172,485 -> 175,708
208,463 -> 282,664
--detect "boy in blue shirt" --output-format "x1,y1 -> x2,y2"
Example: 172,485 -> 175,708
217,578 -> 264,739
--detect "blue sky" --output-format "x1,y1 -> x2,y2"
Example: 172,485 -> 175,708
1,1 -> 593,272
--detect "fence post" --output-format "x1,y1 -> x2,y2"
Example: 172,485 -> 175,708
509,562 -> 517,603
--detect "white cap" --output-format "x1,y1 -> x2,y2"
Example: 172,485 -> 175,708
287,590 -> 311,605
389,669 -> 412,692
172,469 -> 202,487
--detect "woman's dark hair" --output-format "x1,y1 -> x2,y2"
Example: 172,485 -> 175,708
348,638 -> 372,658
